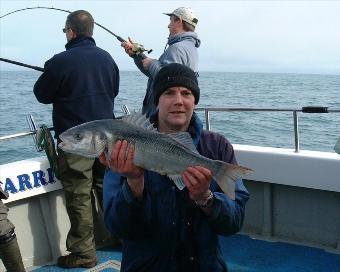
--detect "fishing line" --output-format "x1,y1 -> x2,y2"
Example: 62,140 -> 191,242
0,6 -> 127,42
0,6 -> 150,70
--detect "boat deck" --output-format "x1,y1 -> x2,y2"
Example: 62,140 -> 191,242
29,234 -> 340,272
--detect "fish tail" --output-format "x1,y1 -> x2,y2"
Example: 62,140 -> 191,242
214,161 -> 253,200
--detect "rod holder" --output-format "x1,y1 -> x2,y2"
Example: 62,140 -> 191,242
26,114 -> 43,152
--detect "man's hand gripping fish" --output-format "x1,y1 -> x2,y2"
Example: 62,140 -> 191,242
58,112 -> 253,200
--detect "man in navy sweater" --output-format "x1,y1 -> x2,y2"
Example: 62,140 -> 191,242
34,10 -> 119,268
102,64 -> 249,271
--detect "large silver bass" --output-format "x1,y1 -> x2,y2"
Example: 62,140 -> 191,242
58,112 -> 253,199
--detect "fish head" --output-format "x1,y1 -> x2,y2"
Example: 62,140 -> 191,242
58,123 -> 108,158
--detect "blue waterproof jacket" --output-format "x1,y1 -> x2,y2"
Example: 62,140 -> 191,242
133,32 -> 200,118
34,36 -> 119,138
103,114 -> 249,272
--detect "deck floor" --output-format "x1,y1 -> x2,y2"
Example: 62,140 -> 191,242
29,234 -> 340,271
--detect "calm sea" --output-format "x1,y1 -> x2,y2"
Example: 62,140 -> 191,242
0,71 -> 339,164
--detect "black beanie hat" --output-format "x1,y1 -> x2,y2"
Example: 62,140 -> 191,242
153,63 -> 200,105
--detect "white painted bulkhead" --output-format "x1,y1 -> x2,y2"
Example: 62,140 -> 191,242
235,145 -> 340,254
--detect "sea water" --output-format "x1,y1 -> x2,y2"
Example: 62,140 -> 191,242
0,71 -> 339,164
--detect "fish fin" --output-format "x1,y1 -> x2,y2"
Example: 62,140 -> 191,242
122,110 -> 157,131
168,132 -> 198,153
214,162 -> 253,200
168,175 -> 186,190
334,137 -> 340,155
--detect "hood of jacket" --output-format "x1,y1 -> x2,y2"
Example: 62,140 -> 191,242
167,32 -> 201,48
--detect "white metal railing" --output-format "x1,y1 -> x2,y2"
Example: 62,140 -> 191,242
195,106 -> 339,152
0,107 -> 339,153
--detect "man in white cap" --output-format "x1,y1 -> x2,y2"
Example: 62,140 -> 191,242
122,7 -> 201,118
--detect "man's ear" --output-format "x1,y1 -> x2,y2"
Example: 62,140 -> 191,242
71,30 -> 77,39
174,17 -> 181,24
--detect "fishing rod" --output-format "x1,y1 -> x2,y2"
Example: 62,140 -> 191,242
0,6 -> 152,70
0,57 -> 44,72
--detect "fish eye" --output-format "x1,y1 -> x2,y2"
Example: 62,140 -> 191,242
74,133 -> 82,140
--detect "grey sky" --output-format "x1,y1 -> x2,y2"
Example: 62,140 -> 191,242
1,1 -> 340,74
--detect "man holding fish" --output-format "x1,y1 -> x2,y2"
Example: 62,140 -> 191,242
62,63 -> 249,271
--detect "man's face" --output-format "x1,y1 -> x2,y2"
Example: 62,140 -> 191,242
167,15 -> 182,37
63,25 -> 75,42
158,86 -> 195,133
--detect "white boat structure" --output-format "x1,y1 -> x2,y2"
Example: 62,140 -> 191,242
0,107 -> 339,271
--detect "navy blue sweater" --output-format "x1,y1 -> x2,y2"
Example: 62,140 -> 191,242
34,36 -> 119,138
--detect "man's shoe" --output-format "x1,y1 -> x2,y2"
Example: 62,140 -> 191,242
57,253 -> 97,268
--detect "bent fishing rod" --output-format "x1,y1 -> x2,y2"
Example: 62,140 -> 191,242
0,6 -> 152,71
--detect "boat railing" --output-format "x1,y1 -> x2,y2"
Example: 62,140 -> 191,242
0,106 -> 339,153
195,106 -> 339,153
0,114 -> 54,152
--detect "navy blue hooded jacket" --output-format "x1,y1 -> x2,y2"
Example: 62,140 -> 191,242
34,36 -> 119,138
103,114 -> 249,272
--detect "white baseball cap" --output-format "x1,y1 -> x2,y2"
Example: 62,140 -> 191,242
164,7 -> 198,27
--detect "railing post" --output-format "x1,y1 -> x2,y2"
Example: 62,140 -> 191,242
293,111 -> 300,152
205,110 -> 211,131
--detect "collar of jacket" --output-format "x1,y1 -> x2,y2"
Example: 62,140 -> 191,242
65,35 -> 96,50
167,32 -> 201,48
150,111 -> 203,147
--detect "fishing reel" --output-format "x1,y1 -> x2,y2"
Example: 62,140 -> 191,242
131,42 -> 153,56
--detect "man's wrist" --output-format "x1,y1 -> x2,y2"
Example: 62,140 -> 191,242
127,176 -> 144,200
195,190 -> 214,208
